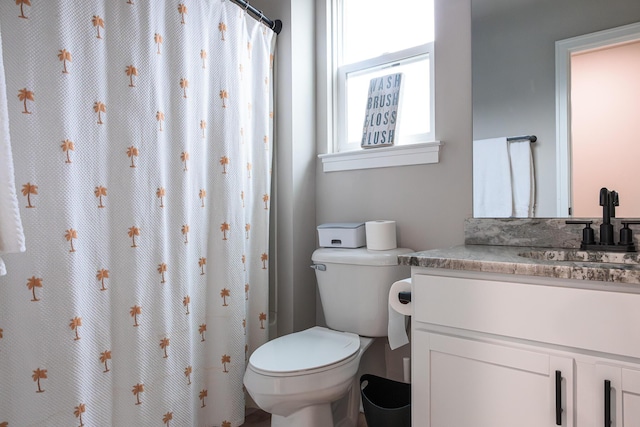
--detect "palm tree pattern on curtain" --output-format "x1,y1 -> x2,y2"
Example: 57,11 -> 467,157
0,2 -> 275,426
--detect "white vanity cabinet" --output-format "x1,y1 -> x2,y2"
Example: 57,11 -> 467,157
411,270 -> 640,427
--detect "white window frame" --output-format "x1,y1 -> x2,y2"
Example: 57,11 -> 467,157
319,0 -> 441,172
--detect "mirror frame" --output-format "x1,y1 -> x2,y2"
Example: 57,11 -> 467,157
555,22 -> 640,217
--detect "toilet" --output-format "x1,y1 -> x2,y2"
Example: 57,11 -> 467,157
243,247 -> 412,427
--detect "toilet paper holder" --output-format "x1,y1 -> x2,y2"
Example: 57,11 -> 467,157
398,291 -> 411,305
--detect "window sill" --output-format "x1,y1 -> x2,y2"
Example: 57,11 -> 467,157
318,141 -> 443,172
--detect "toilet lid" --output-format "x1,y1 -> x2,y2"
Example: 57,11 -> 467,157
249,327 -> 360,374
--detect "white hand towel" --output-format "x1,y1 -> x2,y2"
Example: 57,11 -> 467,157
509,140 -> 535,217
473,137 -> 512,217
0,22 -> 26,275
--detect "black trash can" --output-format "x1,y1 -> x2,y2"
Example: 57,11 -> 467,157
360,374 -> 411,427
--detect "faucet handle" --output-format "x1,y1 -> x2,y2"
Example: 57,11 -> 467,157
619,221 -> 640,246
565,220 -> 595,246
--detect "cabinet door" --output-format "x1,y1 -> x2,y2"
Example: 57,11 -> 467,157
595,364 -> 640,427
413,332 -> 574,427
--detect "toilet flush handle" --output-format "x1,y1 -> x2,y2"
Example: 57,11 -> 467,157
310,263 -> 326,271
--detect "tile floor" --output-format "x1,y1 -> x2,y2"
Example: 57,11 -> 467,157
240,409 -> 368,427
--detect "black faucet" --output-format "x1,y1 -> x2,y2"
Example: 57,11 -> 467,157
566,187 -> 639,252
599,187 -> 618,245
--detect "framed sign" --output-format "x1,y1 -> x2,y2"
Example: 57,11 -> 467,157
361,72 -> 403,148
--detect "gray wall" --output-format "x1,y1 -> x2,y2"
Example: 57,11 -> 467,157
472,0 -> 640,217
256,0 -> 473,334
316,0 -> 473,253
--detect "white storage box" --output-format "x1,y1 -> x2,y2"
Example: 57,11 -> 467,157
317,223 -> 366,248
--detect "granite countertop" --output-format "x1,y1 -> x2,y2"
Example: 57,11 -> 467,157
398,245 -> 640,285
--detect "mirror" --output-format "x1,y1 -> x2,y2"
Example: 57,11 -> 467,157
472,0 -> 640,217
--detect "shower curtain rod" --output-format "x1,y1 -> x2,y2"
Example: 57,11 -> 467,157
230,0 -> 283,34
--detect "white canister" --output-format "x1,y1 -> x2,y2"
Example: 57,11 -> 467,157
365,220 -> 397,250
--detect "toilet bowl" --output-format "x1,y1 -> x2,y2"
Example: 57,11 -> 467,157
244,247 -> 413,427
244,326 -> 373,427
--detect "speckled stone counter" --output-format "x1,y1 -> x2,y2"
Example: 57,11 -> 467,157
398,218 -> 640,285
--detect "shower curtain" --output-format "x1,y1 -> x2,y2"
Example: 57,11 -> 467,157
0,1 -> 275,426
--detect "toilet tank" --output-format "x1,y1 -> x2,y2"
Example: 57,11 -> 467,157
311,247 -> 413,337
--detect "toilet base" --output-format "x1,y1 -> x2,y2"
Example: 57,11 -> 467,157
271,403 -> 333,427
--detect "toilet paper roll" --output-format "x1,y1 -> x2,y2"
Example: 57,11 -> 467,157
366,220 -> 397,250
388,278 -> 412,350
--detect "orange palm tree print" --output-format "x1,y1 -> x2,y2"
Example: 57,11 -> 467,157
17,0 -> 30,19
159,337 -> 170,358
69,316 -> 82,340
183,295 -> 190,314
220,222 -> 230,240
128,226 -> 140,247
32,368 -> 47,393
94,186 -> 107,208
132,383 -> 144,405
180,78 -> 189,98
74,403 -> 86,426
198,257 -> 206,275
245,223 -> 251,239
154,33 -> 163,54
58,49 -> 72,74
92,15 -> 104,39
181,224 -> 189,244
219,90 -> 228,108
259,312 -> 267,329
218,22 -> 227,40
200,49 -> 207,68
263,194 -> 270,210
220,156 -> 229,174
18,88 -> 34,114
61,139 -> 75,163
156,111 -> 165,131
163,412 -> 173,426
93,101 -> 106,124
125,65 -> 138,87
199,189 -> 206,207
158,263 -> 167,283
130,305 -> 141,326
184,366 -> 192,385
96,269 -> 109,291
21,182 -> 37,208
220,288 -> 230,306
26,276 -> 43,301
199,389 -> 207,408
178,4 -> 187,24
200,119 -> 206,138
181,151 -> 189,171
198,323 -> 206,342
65,228 -> 78,252
126,146 -> 139,168
156,187 -> 166,207
221,354 -> 231,373
261,253 -> 268,269
100,350 -> 111,372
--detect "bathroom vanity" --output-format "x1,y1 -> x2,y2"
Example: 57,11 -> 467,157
399,219 -> 640,427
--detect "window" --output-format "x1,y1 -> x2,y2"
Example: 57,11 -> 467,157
334,0 -> 435,153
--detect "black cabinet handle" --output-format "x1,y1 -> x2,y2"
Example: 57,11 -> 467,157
604,379 -> 611,427
555,370 -> 563,425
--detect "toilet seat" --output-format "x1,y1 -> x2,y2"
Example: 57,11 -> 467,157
248,327 -> 360,377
